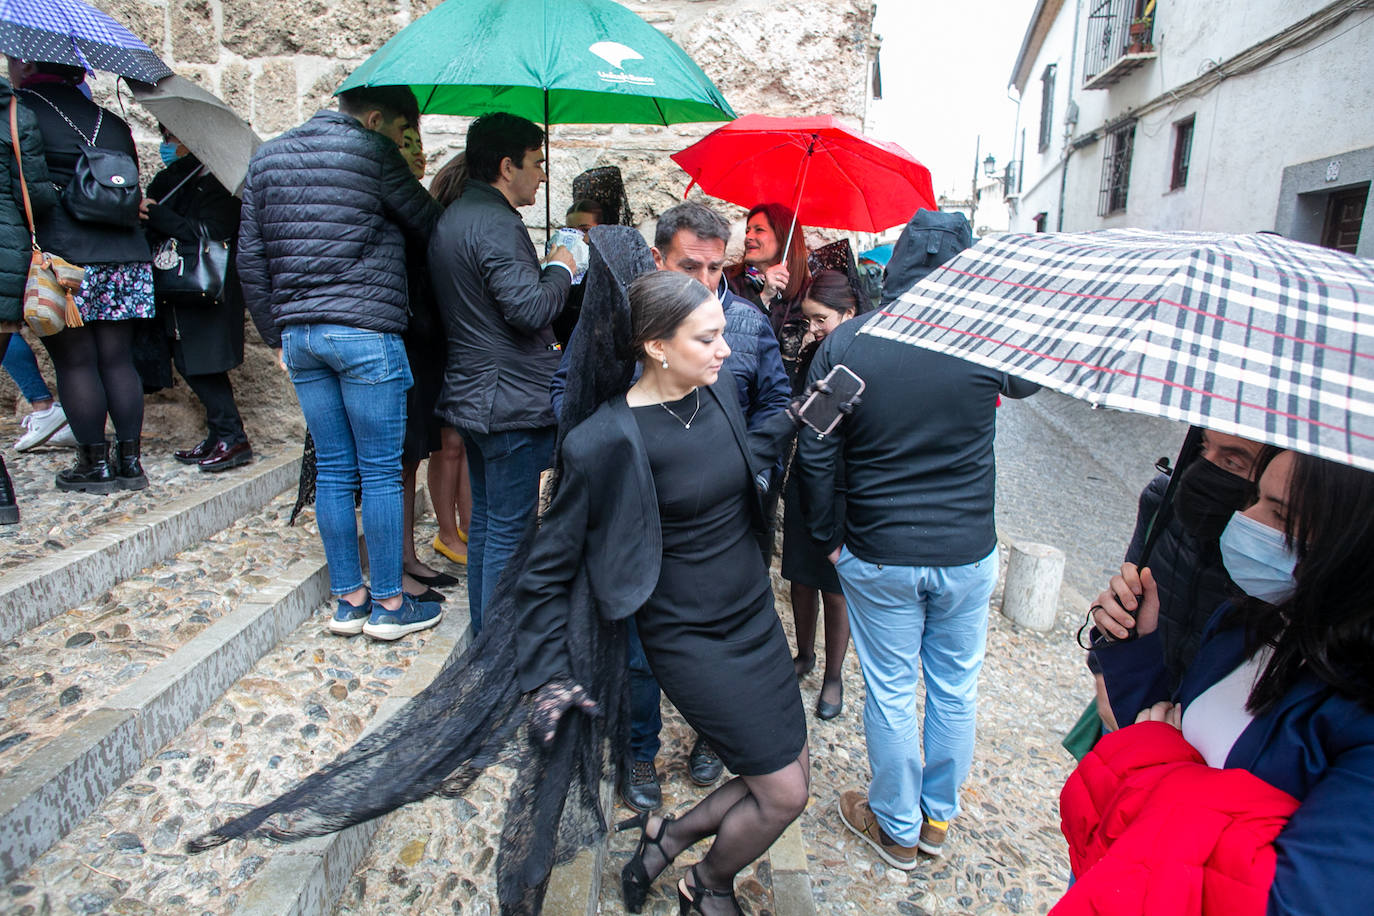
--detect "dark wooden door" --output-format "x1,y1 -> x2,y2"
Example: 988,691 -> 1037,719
1322,185 -> 1368,254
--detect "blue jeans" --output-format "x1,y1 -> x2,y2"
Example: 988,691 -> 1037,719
282,324 -> 411,601
836,544 -> 999,845
460,425 -> 555,632
626,617 -> 663,763
3,334 -> 53,404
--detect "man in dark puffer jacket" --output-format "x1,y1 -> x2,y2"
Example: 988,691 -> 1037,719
238,86 -> 443,642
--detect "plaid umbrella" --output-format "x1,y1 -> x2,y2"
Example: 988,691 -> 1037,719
0,0 -> 171,82
865,229 -> 1374,471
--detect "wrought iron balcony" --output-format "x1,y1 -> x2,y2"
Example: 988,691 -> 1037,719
1082,0 -> 1157,90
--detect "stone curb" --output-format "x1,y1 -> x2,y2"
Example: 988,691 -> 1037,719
771,819 -> 817,916
0,550 -> 330,883
233,606 -> 473,916
0,451 -> 301,642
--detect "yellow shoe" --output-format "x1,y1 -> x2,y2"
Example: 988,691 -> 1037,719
458,529 -> 468,544
433,534 -> 467,565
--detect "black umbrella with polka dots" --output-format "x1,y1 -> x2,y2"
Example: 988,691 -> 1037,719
0,0 -> 171,83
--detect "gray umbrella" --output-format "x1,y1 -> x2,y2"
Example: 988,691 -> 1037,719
130,75 -> 261,196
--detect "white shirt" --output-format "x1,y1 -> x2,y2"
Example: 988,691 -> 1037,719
1181,647 -> 1273,768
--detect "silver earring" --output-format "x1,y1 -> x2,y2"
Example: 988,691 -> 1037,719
661,358 -> 669,369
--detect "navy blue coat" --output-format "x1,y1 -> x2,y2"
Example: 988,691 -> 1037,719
237,110 -> 442,348
1096,609 -> 1374,915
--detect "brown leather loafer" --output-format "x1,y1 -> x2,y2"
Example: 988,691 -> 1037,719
174,438 -> 215,464
198,440 -> 253,473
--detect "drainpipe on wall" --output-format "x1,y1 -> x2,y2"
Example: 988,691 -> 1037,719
1057,0 -> 1085,231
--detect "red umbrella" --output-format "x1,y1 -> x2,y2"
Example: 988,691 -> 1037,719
670,114 -> 937,246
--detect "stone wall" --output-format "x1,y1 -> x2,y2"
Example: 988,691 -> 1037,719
3,0 -> 877,435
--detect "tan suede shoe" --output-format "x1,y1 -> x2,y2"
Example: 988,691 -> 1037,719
836,789 -> 918,870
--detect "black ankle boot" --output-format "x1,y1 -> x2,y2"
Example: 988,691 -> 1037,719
56,442 -> 118,494
0,454 -> 18,524
114,438 -> 147,490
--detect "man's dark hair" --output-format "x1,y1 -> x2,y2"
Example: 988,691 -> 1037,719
337,86 -> 420,132
654,202 -> 730,252
628,271 -> 714,359
466,113 -> 545,184
567,198 -> 604,222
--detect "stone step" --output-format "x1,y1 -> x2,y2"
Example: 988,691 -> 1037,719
2,582 -> 468,914
0,450 -> 301,642
0,513 -> 337,884
0,489 -> 319,783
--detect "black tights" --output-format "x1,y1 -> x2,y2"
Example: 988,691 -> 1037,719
643,745 -> 810,913
40,320 -> 144,444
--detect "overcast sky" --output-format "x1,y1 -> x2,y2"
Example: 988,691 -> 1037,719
866,0 -> 1040,200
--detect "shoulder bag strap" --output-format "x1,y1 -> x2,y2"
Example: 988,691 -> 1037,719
9,97 -> 39,251
18,87 -> 98,146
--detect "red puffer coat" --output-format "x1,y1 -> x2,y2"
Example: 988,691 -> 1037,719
1055,721 -> 1299,916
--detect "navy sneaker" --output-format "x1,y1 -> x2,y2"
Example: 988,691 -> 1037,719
362,594 -> 442,641
328,594 -> 372,636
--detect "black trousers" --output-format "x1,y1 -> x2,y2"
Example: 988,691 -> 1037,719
183,371 -> 246,444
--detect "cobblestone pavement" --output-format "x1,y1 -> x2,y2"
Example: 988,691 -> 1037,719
3,516 -> 459,916
0,413 -> 303,573
0,492 -> 317,777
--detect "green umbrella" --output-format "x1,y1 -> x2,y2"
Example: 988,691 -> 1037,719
337,0 -> 735,227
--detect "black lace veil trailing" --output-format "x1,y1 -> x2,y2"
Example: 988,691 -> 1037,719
188,226 -> 657,915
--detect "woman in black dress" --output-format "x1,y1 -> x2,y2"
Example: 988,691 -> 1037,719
518,271 -> 808,915
782,270 -> 857,719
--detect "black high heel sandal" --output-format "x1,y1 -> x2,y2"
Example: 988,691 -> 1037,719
677,864 -> 741,915
616,811 -> 677,913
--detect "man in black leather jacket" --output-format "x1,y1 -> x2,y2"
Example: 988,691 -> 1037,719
428,113 -> 576,632
238,86 -> 443,642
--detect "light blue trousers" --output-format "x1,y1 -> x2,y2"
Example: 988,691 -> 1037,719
836,544 -> 999,845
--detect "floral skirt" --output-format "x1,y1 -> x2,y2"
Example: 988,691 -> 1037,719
74,262 -> 155,322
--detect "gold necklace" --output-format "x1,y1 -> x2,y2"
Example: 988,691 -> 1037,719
659,388 -> 701,429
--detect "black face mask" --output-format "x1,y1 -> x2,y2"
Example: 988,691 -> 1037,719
1171,458 -> 1257,542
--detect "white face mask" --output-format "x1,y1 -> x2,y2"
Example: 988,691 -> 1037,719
1219,512 -> 1299,604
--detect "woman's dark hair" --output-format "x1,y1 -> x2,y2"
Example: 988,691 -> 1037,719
429,152 -> 468,208
33,61 -> 86,83
726,202 -> 809,301
1236,451 -> 1374,713
466,112 -> 544,183
628,271 -> 714,359
567,198 -> 604,223
805,269 -> 858,316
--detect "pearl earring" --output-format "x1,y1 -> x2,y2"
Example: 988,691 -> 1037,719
661,358 -> 669,369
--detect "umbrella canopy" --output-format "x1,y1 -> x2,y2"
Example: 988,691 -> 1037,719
336,0 -> 734,125
0,0 -> 171,82
865,229 -> 1374,471
670,114 -> 938,234
130,75 -> 262,195
859,243 -> 894,266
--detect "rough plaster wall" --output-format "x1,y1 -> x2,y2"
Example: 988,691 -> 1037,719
0,1 -> 874,426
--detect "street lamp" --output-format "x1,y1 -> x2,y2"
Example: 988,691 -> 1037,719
983,154 -> 997,178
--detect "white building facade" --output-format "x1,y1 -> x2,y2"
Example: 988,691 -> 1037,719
1001,0 -> 1374,257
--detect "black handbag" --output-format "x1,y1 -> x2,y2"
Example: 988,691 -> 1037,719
65,143 -> 140,227
153,235 -> 230,306
150,164 -> 231,306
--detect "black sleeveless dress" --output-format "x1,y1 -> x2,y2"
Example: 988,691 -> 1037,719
631,390 -> 806,775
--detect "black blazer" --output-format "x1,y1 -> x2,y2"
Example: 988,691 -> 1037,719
516,379 -> 795,692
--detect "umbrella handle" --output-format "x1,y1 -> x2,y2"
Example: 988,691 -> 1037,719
782,136 -> 817,256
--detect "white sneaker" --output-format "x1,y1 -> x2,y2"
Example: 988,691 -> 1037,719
48,423 -> 77,447
15,404 -> 71,451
